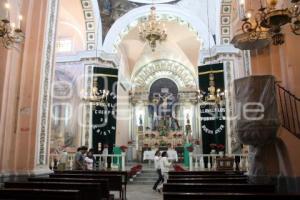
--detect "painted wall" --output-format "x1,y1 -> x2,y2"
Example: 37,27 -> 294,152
0,0 -> 52,175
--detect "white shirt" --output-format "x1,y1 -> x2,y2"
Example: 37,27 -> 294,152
85,157 -> 94,170
160,157 -> 171,173
154,156 -> 161,170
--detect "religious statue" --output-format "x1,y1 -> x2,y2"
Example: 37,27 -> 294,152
139,114 -> 143,126
159,93 -> 171,112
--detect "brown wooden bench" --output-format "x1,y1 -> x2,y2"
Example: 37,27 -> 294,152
28,177 -> 110,199
54,170 -> 128,199
167,177 -> 249,184
50,173 -> 124,199
4,182 -> 103,200
0,188 -> 81,200
163,192 -> 300,200
168,174 -> 248,179
163,183 -> 275,193
168,171 -> 245,176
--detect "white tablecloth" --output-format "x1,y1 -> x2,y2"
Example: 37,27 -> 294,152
143,150 -> 178,162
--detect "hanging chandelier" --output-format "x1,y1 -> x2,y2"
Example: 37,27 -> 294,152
82,86 -> 110,105
198,73 -> 225,104
138,5 -> 167,52
232,0 -> 300,50
0,3 -> 25,49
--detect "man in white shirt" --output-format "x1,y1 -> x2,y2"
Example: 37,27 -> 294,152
152,150 -> 163,191
157,151 -> 172,192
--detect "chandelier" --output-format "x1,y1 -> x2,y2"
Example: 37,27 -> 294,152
232,0 -> 300,50
198,73 -> 225,104
82,86 -> 110,105
0,3 -> 25,48
138,5 -> 167,52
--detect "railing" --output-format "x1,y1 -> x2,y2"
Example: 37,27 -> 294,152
94,153 -> 126,171
188,153 -> 250,172
276,84 -> 300,138
50,153 -> 126,171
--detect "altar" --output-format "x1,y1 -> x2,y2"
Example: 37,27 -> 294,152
143,149 -> 178,162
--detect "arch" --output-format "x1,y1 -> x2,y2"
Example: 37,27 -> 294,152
131,59 -> 197,90
102,4 -> 214,53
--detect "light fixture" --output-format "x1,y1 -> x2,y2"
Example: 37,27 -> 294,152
82,86 -> 110,105
232,0 -> 300,50
138,4 -> 167,52
0,3 -> 25,48
198,73 -> 225,104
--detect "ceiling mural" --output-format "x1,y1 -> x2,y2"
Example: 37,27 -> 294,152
98,0 -> 181,43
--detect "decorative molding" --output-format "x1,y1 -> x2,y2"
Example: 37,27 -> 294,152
80,0 -> 98,51
36,0 -> 59,166
132,59 -> 197,91
56,50 -> 120,67
220,0 -> 232,45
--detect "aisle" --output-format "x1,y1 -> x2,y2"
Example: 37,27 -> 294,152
126,184 -> 162,200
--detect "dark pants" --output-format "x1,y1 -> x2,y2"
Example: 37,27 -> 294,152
153,169 -> 164,190
235,156 -> 241,170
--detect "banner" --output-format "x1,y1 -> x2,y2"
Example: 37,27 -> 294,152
198,63 -> 226,155
92,67 -> 118,154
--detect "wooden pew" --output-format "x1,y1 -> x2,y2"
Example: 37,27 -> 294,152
168,174 -> 248,179
167,177 -> 249,184
4,182 -> 104,200
28,177 -> 110,199
50,173 -> 124,200
0,188 -> 81,200
163,183 -> 275,193
169,171 -> 244,175
163,192 -> 300,200
54,170 -> 128,199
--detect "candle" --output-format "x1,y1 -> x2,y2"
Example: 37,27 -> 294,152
11,22 -> 15,31
4,2 -> 10,19
18,15 -> 23,29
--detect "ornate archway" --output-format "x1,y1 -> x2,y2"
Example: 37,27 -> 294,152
132,59 -> 197,91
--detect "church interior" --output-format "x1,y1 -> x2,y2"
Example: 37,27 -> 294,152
0,0 -> 300,199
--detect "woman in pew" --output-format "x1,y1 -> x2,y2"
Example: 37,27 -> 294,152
153,150 -> 163,192
157,151 -> 172,193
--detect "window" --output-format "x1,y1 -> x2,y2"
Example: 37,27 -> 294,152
56,39 -> 72,52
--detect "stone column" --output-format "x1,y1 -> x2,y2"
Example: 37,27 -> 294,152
0,0 -> 59,179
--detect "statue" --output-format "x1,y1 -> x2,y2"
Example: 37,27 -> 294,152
159,93 -> 172,117
139,114 -> 143,126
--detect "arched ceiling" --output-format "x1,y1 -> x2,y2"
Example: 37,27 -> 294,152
119,20 -> 201,75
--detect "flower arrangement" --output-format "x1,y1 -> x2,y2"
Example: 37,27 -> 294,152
187,145 -> 194,152
216,144 -> 225,151
160,140 -> 167,146
120,145 -> 128,152
210,143 -> 225,152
